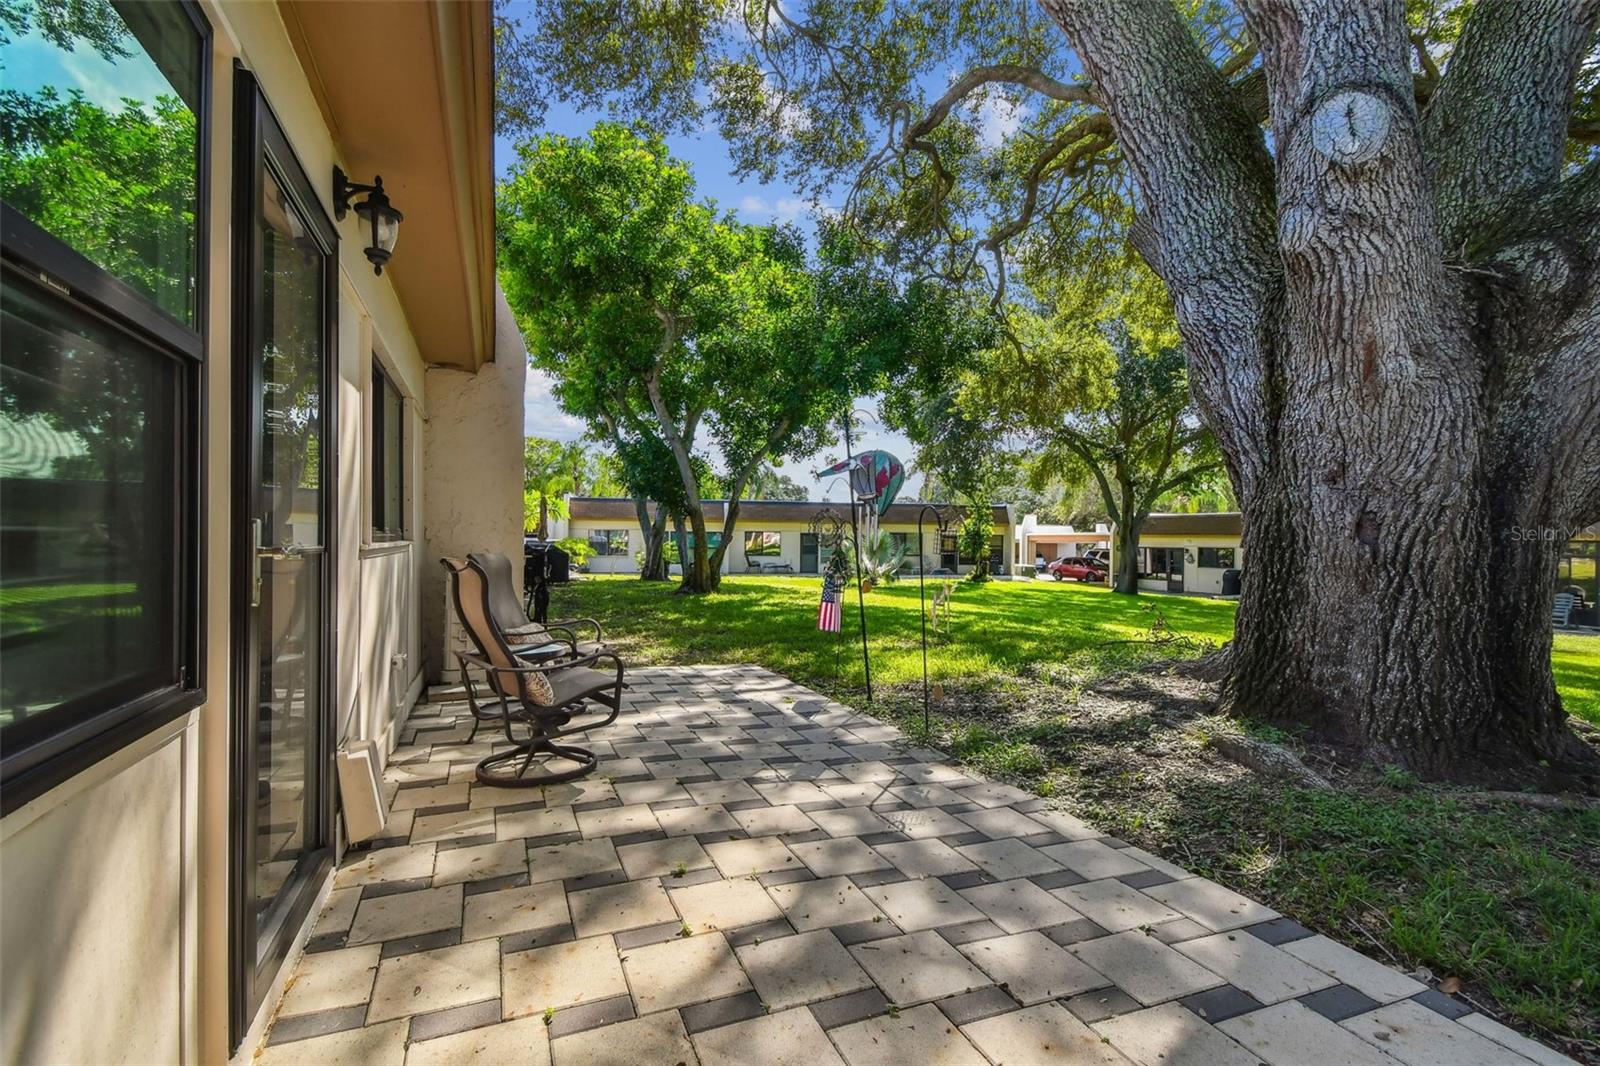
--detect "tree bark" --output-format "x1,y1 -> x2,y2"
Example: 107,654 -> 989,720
1044,0 -> 1600,781
635,498 -> 670,581
1113,499 -> 1141,595
642,311 -> 716,594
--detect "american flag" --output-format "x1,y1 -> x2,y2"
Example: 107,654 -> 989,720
817,570 -> 843,632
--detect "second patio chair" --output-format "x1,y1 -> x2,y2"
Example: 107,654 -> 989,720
470,550 -> 605,657
442,556 -> 624,786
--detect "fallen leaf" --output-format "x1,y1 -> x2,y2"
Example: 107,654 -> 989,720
1439,976 -> 1461,994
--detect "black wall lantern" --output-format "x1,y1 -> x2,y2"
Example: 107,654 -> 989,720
333,166 -> 403,275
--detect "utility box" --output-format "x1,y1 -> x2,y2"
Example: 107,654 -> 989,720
1221,568 -> 1242,597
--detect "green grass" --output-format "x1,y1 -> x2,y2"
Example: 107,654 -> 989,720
553,574 -> 1600,1044
553,573 -> 1235,689
1095,777 -> 1600,1041
1554,634 -> 1600,726
555,575 -> 1598,725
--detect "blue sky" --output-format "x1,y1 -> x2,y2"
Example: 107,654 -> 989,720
494,29 -> 932,498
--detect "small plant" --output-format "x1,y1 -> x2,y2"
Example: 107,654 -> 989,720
886,1003 -> 900,1019
1380,764 -> 1419,791
677,922 -> 694,938
542,1007 -> 556,1027
671,860 -> 688,878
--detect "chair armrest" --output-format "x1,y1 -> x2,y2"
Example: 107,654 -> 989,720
544,616 -> 604,642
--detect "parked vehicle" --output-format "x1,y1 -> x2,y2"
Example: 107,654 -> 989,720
1084,547 -> 1110,566
1048,556 -> 1108,582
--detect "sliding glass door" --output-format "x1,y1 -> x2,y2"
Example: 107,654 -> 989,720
230,66 -> 338,1045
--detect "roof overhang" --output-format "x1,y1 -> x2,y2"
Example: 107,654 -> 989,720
281,0 -> 495,370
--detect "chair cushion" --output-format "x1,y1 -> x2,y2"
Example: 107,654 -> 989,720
505,621 -> 549,644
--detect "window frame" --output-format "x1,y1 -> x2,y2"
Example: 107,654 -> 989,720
586,529 -> 630,557
369,360 -> 406,542
0,0 -> 211,815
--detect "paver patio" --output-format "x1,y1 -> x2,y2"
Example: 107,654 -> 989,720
257,665 -> 1575,1065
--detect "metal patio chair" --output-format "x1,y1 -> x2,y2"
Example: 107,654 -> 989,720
442,557 -> 624,786
469,551 -> 604,657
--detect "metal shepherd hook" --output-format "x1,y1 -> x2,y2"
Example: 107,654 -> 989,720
916,504 -> 947,736
841,412 -> 872,703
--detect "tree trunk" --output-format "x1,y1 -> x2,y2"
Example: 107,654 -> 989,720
1113,514 -> 1141,595
1044,0 -> 1600,781
635,499 -> 670,581
537,497 -> 549,540
677,503 -> 715,593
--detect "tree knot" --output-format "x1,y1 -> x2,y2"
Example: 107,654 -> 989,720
1310,90 -> 1392,167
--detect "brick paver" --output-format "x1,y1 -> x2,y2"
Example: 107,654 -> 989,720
258,665 -> 1575,1065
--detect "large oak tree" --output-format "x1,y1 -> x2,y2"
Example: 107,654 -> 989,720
504,0 -> 1600,780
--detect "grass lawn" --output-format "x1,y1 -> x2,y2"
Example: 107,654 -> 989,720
554,574 -> 1600,1048
555,574 -> 1598,725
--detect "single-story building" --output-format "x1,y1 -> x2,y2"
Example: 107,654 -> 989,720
0,4 -> 523,1061
1013,514 -> 1112,569
1115,512 -> 1245,596
557,498 -> 1015,577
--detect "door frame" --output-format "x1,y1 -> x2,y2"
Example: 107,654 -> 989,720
227,62 -> 340,1048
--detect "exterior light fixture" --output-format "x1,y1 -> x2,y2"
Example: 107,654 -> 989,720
333,166 -> 403,275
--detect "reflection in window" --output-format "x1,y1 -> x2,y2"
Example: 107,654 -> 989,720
1139,548 -> 1172,580
586,529 -> 630,557
0,0 -> 201,322
371,364 -> 404,540
1556,540 -> 1597,606
261,166 -> 324,549
0,282 -> 177,725
1198,547 -> 1235,569
744,530 -> 782,557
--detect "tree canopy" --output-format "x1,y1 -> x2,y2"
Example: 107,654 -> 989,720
499,123 -> 897,591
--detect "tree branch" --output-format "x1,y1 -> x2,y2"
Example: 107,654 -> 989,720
1042,0 -> 1281,504
1422,0 -> 1600,249
903,64 -> 1095,146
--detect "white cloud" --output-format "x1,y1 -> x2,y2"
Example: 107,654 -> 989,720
523,367 -> 588,442
737,194 -> 814,223
974,95 -> 1027,149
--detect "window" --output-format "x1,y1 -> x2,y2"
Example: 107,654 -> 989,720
1557,540 -> 1597,605
1198,547 -> 1235,569
1139,548 -> 1171,580
0,0 -> 207,809
370,363 -> 405,540
587,529 -> 630,556
674,531 -> 723,557
745,530 -> 782,557
1,2 -> 202,323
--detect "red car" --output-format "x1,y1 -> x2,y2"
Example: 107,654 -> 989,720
1048,556 -> 1107,582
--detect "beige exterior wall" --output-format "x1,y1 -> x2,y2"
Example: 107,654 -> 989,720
1125,534 -> 1245,595
0,5 -> 516,1064
422,290 -> 530,684
0,718 -> 199,1066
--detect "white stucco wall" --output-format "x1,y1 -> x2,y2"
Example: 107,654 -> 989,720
422,289 -> 528,683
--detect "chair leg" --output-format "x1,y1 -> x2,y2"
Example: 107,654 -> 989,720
475,738 -> 597,787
